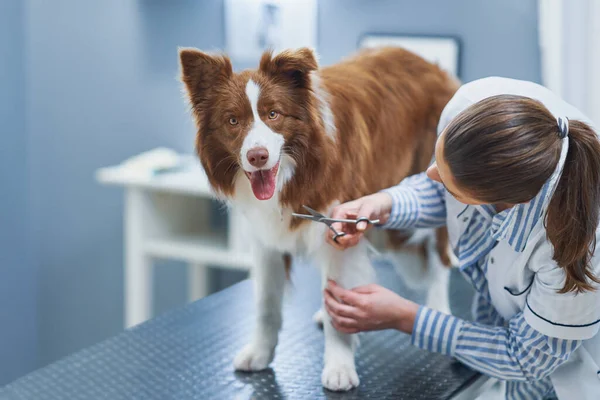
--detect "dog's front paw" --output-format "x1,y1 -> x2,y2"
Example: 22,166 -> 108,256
233,343 -> 275,371
321,362 -> 359,391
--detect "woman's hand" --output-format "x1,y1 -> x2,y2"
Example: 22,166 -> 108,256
326,192 -> 393,250
323,280 -> 419,334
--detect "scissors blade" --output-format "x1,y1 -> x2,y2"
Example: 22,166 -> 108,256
302,205 -> 327,219
317,217 -> 381,226
296,206 -> 381,256
291,212 -> 320,222
317,217 -> 354,224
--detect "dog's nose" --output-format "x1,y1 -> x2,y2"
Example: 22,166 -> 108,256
247,147 -> 269,168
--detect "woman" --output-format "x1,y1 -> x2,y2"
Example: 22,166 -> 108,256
324,77 -> 600,399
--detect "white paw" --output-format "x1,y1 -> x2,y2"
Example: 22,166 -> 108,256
233,343 -> 275,371
321,362 -> 360,391
312,308 -> 325,326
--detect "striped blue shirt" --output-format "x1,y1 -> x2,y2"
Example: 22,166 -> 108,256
381,172 -> 581,400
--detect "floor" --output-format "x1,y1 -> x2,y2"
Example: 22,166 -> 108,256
477,381 -> 505,399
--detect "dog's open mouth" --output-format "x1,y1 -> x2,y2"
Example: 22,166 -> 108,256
245,161 -> 280,200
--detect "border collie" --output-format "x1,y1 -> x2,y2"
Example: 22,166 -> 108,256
179,46 -> 458,391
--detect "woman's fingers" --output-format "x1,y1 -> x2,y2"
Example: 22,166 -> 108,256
325,193 -> 387,250
323,299 -> 360,331
326,231 -> 362,250
326,206 -> 362,250
326,219 -> 365,249
330,319 -> 359,334
352,284 -> 379,294
324,288 -> 361,318
325,281 -> 380,334
330,318 -> 359,334
325,231 -> 358,250
330,202 -> 358,220
326,280 -> 364,307
330,200 -> 377,236
343,235 -> 362,248
355,203 -> 376,231
329,205 -> 359,237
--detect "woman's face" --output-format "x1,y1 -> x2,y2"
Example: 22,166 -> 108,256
426,129 -> 487,205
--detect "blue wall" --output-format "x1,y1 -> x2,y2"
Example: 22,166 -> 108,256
24,0 -> 224,367
0,0 -> 541,382
318,0 -> 541,82
0,0 -> 37,385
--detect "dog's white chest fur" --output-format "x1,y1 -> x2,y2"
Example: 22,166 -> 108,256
231,173 -> 328,255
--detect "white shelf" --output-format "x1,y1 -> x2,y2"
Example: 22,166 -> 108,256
96,156 -> 215,198
145,234 -> 253,271
96,150 -> 254,327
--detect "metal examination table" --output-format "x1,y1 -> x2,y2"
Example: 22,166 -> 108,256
0,262 -> 491,400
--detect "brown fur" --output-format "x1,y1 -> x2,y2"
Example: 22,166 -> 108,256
283,253 -> 292,280
180,46 -> 458,266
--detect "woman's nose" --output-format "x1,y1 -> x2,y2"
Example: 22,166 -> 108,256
427,163 -> 441,183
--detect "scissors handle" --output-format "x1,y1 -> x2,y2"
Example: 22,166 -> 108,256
325,224 -> 344,238
321,217 -> 380,225
330,230 -> 346,243
355,217 -> 380,226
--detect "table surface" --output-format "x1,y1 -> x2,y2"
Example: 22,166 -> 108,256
1,261 -> 482,400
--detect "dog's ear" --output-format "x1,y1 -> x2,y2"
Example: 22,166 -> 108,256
259,47 -> 318,88
179,47 -> 233,105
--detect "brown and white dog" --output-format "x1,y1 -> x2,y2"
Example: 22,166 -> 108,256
179,46 -> 458,391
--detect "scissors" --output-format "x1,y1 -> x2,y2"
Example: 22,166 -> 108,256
292,205 -> 381,255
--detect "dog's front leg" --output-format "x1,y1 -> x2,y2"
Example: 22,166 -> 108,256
424,237 -> 452,315
234,245 -> 286,371
314,241 -> 375,391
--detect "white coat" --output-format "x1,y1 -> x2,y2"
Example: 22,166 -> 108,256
441,77 -> 600,400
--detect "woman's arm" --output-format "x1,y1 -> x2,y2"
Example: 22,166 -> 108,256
413,307 -> 581,382
327,172 -> 447,250
324,282 -> 581,383
379,172 -> 447,230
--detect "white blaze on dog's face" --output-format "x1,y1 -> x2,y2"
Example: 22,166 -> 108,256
240,80 -> 285,200
179,47 -> 325,201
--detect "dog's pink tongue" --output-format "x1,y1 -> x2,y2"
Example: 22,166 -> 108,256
250,169 -> 277,200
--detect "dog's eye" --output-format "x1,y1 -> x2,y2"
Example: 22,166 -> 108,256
229,117 -> 238,126
268,111 -> 279,120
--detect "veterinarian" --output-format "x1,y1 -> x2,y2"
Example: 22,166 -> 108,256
324,76 -> 600,400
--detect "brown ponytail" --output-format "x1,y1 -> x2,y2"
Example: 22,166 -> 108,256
443,95 -> 600,293
547,120 -> 600,293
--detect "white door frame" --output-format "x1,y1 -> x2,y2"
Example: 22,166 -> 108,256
587,0 -> 600,124
538,0 -> 565,97
538,0 -> 600,124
